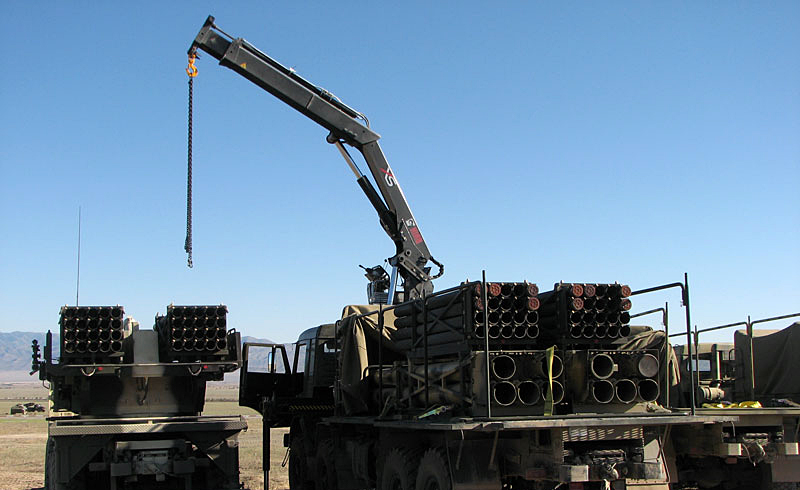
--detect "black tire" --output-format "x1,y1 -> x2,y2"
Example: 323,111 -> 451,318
45,437 -> 75,490
379,448 -> 419,490
315,439 -> 337,490
45,437 -> 54,490
290,436 -> 314,490
45,438 -> 66,490
415,449 -> 450,490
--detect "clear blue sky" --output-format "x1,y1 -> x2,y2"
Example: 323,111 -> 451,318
1,3 -> 798,344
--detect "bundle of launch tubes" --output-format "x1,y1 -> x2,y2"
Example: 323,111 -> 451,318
59,306 -> 125,362
539,282 -> 634,342
391,281 -> 633,351
155,305 -> 230,360
366,280 -> 657,415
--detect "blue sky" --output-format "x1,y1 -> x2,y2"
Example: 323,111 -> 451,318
1,3 -> 798,345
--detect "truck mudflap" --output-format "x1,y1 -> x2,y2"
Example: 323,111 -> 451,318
772,455 -> 800,483
446,438 -> 501,490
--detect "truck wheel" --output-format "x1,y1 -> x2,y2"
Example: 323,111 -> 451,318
45,438 -> 69,490
379,448 -> 418,490
415,449 -> 450,490
290,437 -> 314,490
45,437 -> 54,490
315,440 -> 337,490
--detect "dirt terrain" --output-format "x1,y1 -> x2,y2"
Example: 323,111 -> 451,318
0,383 -> 288,490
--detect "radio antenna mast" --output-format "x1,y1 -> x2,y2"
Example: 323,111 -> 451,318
76,206 -> 81,306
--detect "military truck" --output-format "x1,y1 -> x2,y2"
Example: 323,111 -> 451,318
240,279 -> 727,490
238,297 -> 800,490
186,16 -> 799,489
32,304 -> 246,490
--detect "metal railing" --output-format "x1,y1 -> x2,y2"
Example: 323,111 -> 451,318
676,312 -> 800,400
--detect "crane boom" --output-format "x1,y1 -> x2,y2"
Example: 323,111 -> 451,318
189,16 -> 441,301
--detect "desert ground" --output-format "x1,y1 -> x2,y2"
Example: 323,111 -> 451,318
0,382 -> 288,490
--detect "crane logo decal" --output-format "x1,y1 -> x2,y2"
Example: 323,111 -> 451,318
406,219 -> 424,244
379,167 -> 396,187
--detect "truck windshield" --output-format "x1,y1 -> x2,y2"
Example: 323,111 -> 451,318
294,342 -> 307,373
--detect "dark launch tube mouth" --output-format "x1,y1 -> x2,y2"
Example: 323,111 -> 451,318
492,355 -> 516,380
638,379 -> 660,402
615,378 -> 637,403
590,354 -> 614,379
493,381 -> 517,406
591,380 -> 614,404
517,381 -> 541,405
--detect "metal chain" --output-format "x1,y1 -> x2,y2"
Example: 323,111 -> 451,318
185,77 -> 194,268
429,255 -> 444,280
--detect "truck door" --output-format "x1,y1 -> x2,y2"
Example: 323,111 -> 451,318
239,343 -> 295,413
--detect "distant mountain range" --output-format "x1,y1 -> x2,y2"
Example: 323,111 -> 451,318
0,331 -> 286,382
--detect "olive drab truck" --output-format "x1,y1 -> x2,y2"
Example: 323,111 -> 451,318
187,16 -> 800,490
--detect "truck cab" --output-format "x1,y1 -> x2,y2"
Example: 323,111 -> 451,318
239,324 -> 336,426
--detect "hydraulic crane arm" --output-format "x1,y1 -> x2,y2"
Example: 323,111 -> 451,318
189,16 -> 441,301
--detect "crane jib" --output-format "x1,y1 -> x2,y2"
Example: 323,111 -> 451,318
189,16 -> 442,299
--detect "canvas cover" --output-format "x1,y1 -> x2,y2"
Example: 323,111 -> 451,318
734,322 -> 800,401
338,305 -> 403,414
